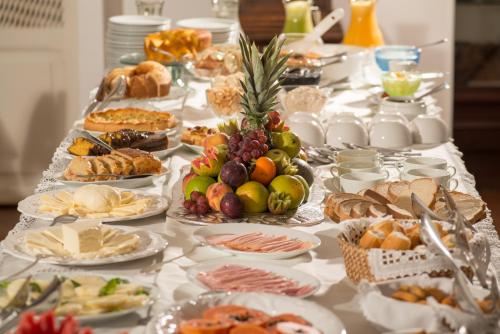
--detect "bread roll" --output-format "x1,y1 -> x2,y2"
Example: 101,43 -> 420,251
359,230 -> 385,249
441,234 -> 456,248
404,224 -> 421,249
380,231 -> 411,250
368,219 -> 402,237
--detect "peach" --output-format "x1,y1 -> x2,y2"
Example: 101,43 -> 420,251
203,133 -> 229,153
182,172 -> 197,193
206,182 -> 233,212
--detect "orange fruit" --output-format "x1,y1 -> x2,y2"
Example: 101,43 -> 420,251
250,157 -> 277,185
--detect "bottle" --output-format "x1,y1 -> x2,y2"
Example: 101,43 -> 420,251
343,0 -> 384,47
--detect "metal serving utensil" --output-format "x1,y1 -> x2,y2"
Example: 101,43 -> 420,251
0,276 -> 62,333
77,129 -> 114,152
82,75 -> 126,116
419,212 -> 484,316
4,215 -> 78,281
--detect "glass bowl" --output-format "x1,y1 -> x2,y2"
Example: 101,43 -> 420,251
381,71 -> 422,97
374,45 -> 421,71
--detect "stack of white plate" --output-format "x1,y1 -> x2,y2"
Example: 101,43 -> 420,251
176,17 -> 239,44
105,15 -> 171,69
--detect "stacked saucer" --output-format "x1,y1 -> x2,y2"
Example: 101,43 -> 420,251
176,17 -> 239,44
105,15 -> 171,69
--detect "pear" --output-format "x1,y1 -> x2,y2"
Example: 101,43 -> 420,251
271,132 -> 301,158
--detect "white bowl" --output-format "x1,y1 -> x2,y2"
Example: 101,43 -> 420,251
288,113 -> 325,147
379,97 -> 426,121
411,114 -> 449,144
326,114 -> 368,148
370,119 -> 412,149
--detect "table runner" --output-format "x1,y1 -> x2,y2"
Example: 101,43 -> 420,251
1,82 -> 498,333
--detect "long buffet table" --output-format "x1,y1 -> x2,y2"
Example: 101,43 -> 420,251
1,80 -> 499,333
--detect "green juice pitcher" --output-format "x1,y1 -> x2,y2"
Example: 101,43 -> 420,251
282,0 -> 319,34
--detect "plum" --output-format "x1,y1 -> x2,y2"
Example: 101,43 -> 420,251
220,161 -> 247,188
220,193 -> 244,219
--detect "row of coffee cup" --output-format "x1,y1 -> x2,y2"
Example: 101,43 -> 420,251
326,150 -> 458,193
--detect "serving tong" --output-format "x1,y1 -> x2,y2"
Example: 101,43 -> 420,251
0,276 -> 62,332
411,192 -> 500,331
83,75 -> 127,116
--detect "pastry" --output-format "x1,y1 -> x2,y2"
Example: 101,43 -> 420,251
68,129 -> 168,156
84,108 -> 178,132
144,28 -> 212,63
380,231 -> 411,250
103,61 -> 172,99
181,126 -> 217,146
63,148 -> 162,182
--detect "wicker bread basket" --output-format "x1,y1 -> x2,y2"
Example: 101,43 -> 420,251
337,217 -> 482,284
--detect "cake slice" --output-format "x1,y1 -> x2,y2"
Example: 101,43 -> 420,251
112,148 -> 162,174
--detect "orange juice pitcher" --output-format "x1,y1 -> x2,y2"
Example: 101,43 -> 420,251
343,0 -> 384,47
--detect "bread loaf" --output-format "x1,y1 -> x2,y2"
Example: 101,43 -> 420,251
103,61 -> 172,100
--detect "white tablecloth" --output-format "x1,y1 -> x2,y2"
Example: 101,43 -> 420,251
1,81 -> 498,334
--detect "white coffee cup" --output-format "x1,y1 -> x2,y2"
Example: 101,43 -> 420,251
331,161 -> 388,178
326,114 -> 368,148
411,114 -> 449,144
369,119 -> 412,149
287,112 -> 325,147
335,149 -> 381,164
401,167 -> 458,190
339,171 -> 388,194
398,156 -> 456,176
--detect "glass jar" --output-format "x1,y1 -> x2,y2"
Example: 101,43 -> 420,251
135,0 -> 165,16
211,0 -> 239,20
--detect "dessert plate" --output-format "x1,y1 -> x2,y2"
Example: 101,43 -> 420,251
17,188 -> 169,223
186,258 -> 320,298
148,291 -> 346,334
56,168 -> 171,189
194,223 -> 320,260
2,225 -> 167,266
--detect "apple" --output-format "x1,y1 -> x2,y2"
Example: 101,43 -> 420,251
206,182 -> 233,212
182,172 -> 197,193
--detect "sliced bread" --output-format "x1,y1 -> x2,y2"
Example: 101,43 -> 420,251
387,203 -> 414,219
388,181 -> 410,203
409,178 -> 438,208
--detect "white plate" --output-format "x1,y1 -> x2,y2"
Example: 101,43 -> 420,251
149,292 -> 346,334
109,15 -> 171,27
17,188 -> 169,222
187,258 -> 320,298
2,271 -> 159,323
3,225 -> 167,266
194,223 -> 320,260
176,17 -> 237,32
55,169 -> 171,189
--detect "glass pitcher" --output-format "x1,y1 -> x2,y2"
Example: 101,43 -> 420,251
282,0 -> 319,34
343,0 -> 384,47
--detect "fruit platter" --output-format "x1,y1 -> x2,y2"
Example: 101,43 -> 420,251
167,37 -> 324,226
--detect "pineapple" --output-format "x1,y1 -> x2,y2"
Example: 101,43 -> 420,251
238,34 -> 289,130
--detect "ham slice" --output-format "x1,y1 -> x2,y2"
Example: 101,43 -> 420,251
204,233 -> 312,253
196,264 -> 315,297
